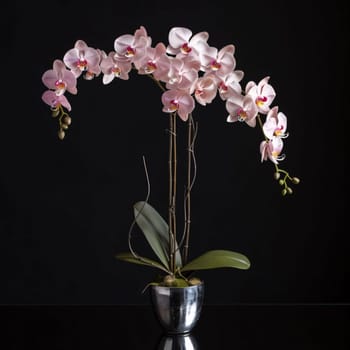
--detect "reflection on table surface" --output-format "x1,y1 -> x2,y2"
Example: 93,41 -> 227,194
3,304 -> 349,349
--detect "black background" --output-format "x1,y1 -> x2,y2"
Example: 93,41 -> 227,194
1,0 -> 347,305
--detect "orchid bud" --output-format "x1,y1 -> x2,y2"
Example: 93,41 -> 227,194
287,187 -> 293,194
63,116 -> 72,125
61,123 -> 68,130
51,108 -> 60,117
58,129 -> 65,140
274,172 -> 280,180
281,188 -> 287,196
292,177 -> 300,184
279,179 -> 284,186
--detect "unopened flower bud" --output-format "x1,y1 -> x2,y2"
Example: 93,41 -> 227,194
281,188 -> 287,196
61,123 -> 68,130
279,179 -> 284,186
63,116 -> 72,125
274,172 -> 280,180
292,177 -> 300,184
51,109 -> 60,117
287,187 -> 293,194
58,129 -> 65,140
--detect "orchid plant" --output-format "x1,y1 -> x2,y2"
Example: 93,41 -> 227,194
41,26 -> 300,288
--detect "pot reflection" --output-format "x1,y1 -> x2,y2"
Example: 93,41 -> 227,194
157,333 -> 199,350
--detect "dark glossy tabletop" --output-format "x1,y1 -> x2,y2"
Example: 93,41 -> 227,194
2,304 -> 349,349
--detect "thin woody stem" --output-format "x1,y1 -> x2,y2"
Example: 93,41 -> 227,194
178,116 -> 197,262
183,114 -> 193,264
148,74 -> 177,274
257,113 -> 268,142
148,74 -> 178,274
171,113 -> 177,274
168,113 -> 175,275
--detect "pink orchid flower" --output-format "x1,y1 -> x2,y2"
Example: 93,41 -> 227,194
134,26 -> 152,46
246,76 -> 276,114
114,26 -> 150,66
166,27 -> 209,57
149,53 -> 172,82
164,57 -> 199,93
63,40 -> 100,78
42,90 -> 72,111
260,137 -> 285,164
42,59 -> 77,96
226,93 -> 258,127
262,106 -> 288,139
82,49 -> 105,81
85,48 -> 107,79
100,52 -> 132,84
135,42 -> 168,75
194,75 -> 218,106
201,44 -> 236,78
217,71 -> 243,101
161,89 -> 195,121
166,27 -> 212,70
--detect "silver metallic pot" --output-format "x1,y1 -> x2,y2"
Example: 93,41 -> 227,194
150,282 -> 204,334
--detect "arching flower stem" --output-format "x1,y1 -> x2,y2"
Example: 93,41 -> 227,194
183,113 -> 197,265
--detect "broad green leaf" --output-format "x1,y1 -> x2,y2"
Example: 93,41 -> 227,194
115,252 -> 170,273
134,201 -> 182,268
181,249 -> 251,272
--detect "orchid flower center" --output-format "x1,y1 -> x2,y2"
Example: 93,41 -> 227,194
237,109 -> 248,122
256,96 -> 267,107
168,76 -> 179,85
210,60 -> 221,71
181,43 -> 192,54
112,66 -> 121,77
55,79 -> 66,90
84,71 -> 95,80
274,126 -> 284,137
125,46 -> 135,58
145,61 -> 157,73
54,79 -> 66,95
272,151 -> 286,162
76,58 -> 88,71
169,99 -> 179,112
195,88 -> 203,97
219,82 -> 228,93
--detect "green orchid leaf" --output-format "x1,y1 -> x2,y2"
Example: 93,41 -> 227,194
115,252 -> 170,273
133,201 -> 169,269
181,249 -> 251,272
134,201 -> 182,268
